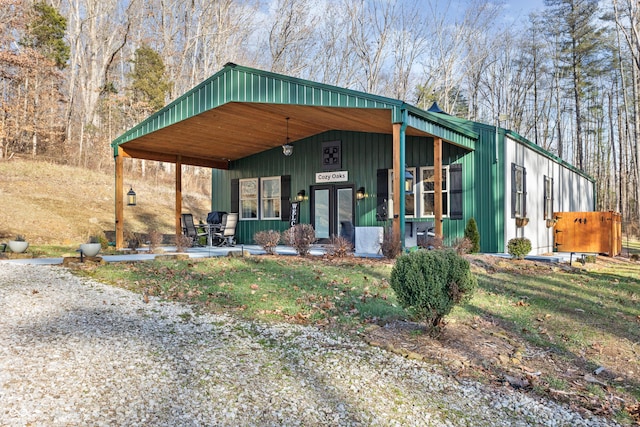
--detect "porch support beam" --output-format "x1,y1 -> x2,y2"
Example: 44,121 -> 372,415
393,108 -> 409,249
434,137 -> 443,237
115,147 -> 124,249
392,123 -> 401,243
175,157 -> 183,238
119,147 -> 228,170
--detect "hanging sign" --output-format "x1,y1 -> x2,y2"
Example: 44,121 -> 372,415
315,171 -> 348,183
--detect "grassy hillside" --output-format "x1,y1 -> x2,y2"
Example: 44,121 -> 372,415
0,158 -> 211,245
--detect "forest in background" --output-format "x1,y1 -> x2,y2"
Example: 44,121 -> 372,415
1,0 -> 639,233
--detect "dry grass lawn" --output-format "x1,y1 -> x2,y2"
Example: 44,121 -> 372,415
0,158 -> 211,245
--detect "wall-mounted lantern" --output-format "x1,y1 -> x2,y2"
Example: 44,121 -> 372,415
404,168 -> 414,193
296,189 -> 307,202
356,187 -> 366,200
127,186 -> 137,206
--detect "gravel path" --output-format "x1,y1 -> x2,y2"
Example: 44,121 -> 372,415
0,262 -> 619,427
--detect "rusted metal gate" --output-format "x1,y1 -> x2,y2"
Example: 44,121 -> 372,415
553,211 -> 622,257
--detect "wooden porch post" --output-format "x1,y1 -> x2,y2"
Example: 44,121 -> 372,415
392,123 -> 402,242
115,147 -> 124,249
175,157 -> 183,237
434,137 -> 443,237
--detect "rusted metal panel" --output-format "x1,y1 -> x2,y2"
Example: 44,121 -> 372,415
553,211 -> 621,257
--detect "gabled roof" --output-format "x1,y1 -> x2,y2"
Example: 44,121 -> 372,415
111,63 -> 478,168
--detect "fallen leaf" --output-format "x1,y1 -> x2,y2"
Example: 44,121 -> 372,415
250,284 -> 259,290
504,374 -> 530,389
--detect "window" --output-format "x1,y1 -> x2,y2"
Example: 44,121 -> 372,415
388,168 -> 416,218
511,164 -> 526,218
420,166 -> 449,217
544,175 -> 553,220
239,178 -> 258,219
261,176 -> 281,220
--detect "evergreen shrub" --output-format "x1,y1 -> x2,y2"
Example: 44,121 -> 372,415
464,217 -> 480,253
390,249 -> 477,334
507,237 -> 531,259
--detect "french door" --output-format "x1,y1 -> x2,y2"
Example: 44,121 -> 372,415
311,185 -> 354,243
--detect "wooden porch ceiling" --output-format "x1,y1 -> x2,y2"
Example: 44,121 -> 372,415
118,102 -> 429,169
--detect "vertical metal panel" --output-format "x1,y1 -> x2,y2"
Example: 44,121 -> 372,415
215,130 -> 476,245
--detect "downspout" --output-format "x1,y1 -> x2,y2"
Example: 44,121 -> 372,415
399,107 -> 408,249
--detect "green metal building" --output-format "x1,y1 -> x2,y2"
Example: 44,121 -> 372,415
112,63 -> 594,254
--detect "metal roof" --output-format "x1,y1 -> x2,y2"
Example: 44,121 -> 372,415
111,63 -> 478,168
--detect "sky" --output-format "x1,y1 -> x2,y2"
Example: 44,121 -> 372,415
502,0 -> 547,22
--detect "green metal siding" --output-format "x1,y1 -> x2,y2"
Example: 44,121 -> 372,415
212,130 -> 476,245
471,125 -> 505,253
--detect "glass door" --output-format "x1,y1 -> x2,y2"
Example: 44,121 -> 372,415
313,186 -> 331,240
311,185 -> 354,243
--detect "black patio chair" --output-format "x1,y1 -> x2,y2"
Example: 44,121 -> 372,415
181,213 -> 208,246
211,213 -> 238,246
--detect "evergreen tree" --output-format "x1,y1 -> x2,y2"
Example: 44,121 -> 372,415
544,0 -> 604,170
21,2 -> 69,69
129,45 -> 173,112
464,217 -> 480,253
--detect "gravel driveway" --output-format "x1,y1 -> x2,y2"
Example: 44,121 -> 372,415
0,262 -> 619,426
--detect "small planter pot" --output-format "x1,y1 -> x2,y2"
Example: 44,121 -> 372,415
515,217 -> 529,228
8,240 -> 29,253
80,243 -> 101,257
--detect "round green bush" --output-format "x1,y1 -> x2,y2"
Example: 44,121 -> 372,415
507,237 -> 532,259
390,249 -> 477,333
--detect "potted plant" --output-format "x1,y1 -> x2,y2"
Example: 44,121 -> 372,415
80,236 -> 102,257
8,235 -> 29,253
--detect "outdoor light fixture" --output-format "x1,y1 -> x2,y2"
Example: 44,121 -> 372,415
404,168 -> 414,193
296,189 -> 307,202
282,117 -> 293,156
356,187 -> 366,200
127,186 -> 137,206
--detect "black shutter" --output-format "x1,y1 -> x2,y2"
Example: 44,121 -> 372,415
231,179 -> 239,213
543,176 -> 548,219
376,168 -> 388,221
281,175 -> 291,221
523,167 -> 527,217
449,163 -> 463,220
511,163 -> 516,218
550,176 -> 554,217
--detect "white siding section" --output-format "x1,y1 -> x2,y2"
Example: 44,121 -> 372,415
504,136 -> 594,255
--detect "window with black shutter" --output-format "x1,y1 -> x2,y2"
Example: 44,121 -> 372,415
511,164 -> 526,218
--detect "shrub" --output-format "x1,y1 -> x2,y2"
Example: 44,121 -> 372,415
282,224 -> 316,256
147,229 -> 163,253
464,217 -> 480,253
88,232 -> 108,248
381,226 -> 402,259
254,230 -> 281,255
451,237 -> 473,255
507,237 -> 531,259
174,233 -> 192,252
390,249 -> 477,334
327,235 -> 353,257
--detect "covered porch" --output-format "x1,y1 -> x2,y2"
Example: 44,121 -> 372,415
112,63 -> 477,250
